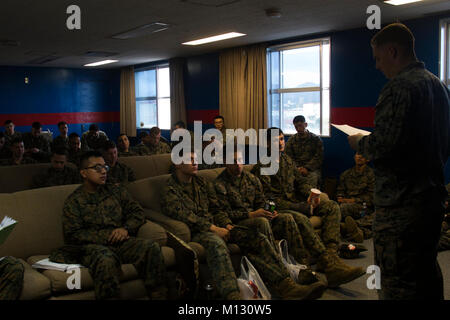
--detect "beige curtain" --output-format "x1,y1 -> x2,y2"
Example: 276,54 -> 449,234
169,58 -> 187,127
219,43 -> 268,131
120,66 -> 137,137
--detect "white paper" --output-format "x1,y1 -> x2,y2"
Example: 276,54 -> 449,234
0,216 -> 17,231
32,258 -> 84,272
331,124 -> 371,136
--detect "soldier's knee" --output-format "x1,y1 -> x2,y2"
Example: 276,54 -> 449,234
252,217 -> 271,229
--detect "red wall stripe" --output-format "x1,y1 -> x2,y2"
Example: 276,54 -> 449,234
330,107 -> 375,127
0,111 -> 120,126
187,109 -> 220,124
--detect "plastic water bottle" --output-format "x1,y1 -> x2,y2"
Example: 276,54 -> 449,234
360,202 -> 367,218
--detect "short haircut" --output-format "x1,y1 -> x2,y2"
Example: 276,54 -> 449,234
149,126 -> 161,136
102,140 -> 117,151
52,148 -> 68,157
213,115 -> 224,122
80,150 -> 103,169
32,121 -> 42,129
4,120 -> 13,126
293,115 -> 306,124
174,121 -> 186,129
371,23 -> 415,57
266,127 -> 283,143
89,124 -> 99,132
11,137 -> 23,145
58,121 -> 67,128
118,133 -> 127,139
69,132 -> 80,140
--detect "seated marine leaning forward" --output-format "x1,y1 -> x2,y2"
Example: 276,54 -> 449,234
161,150 -> 327,300
62,151 -> 168,300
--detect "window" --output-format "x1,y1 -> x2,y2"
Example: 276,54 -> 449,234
440,19 -> 450,88
267,38 -> 330,136
135,66 -> 171,129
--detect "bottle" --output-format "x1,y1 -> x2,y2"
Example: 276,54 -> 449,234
264,198 -> 276,214
204,283 -> 214,300
360,202 -> 367,218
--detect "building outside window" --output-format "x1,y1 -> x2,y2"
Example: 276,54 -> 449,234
440,18 -> 450,88
267,38 -> 330,136
135,65 -> 171,129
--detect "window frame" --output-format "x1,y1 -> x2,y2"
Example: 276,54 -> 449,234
135,63 -> 170,129
439,18 -> 450,87
267,37 -> 331,137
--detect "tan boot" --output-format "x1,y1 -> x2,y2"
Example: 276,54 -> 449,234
317,252 -> 365,288
273,277 -> 326,300
344,216 -> 364,243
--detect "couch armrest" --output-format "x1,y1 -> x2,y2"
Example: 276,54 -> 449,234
143,209 -> 191,243
137,220 -> 168,246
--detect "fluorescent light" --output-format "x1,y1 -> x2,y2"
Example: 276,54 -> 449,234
182,32 -> 246,45
383,0 -> 423,5
84,60 -> 118,67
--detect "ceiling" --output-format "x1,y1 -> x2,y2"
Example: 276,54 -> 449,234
0,0 -> 449,69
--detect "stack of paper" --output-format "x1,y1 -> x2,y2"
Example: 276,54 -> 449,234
32,258 -> 85,272
0,216 -> 18,245
331,124 -> 371,136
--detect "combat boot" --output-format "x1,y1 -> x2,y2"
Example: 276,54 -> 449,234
316,252 -> 365,288
150,286 -> 168,300
344,216 -> 364,243
273,277 -> 326,300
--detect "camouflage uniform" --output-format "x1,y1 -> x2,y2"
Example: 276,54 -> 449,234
106,162 -> 136,185
285,130 -> 323,188
0,156 -> 37,166
32,166 -> 81,188
251,153 -> 341,249
62,184 -> 166,299
214,169 -> 328,264
336,165 -> 375,235
357,62 -> 449,300
134,141 -> 171,156
3,132 -> 21,149
161,173 -> 291,299
81,131 -> 109,151
22,132 -> 51,162
51,136 -> 69,151
0,256 -> 24,300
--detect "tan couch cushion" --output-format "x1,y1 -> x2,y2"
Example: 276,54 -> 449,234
137,220 -> 167,246
27,247 -> 175,295
118,154 -> 172,180
0,184 -> 80,260
144,209 -> 191,243
18,258 -> 52,300
0,162 -> 78,193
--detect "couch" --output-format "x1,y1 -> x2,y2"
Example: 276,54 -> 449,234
0,154 -> 173,193
0,184 -> 183,300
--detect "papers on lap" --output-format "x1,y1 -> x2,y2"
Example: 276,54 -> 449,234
0,216 -> 18,245
32,258 -> 85,272
331,124 -> 371,136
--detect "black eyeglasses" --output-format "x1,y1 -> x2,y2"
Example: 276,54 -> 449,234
84,164 -> 109,173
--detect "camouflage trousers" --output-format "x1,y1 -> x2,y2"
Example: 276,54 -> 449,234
373,192 -> 445,300
339,203 -> 363,219
438,222 -> 450,252
192,226 -> 289,299
0,256 -> 24,300
81,238 -> 166,300
289,199 -> 341,249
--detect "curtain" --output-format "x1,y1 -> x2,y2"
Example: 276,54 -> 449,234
169,58 -> 187,128
120,66 -> 137,137
219,43 -> 268,132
